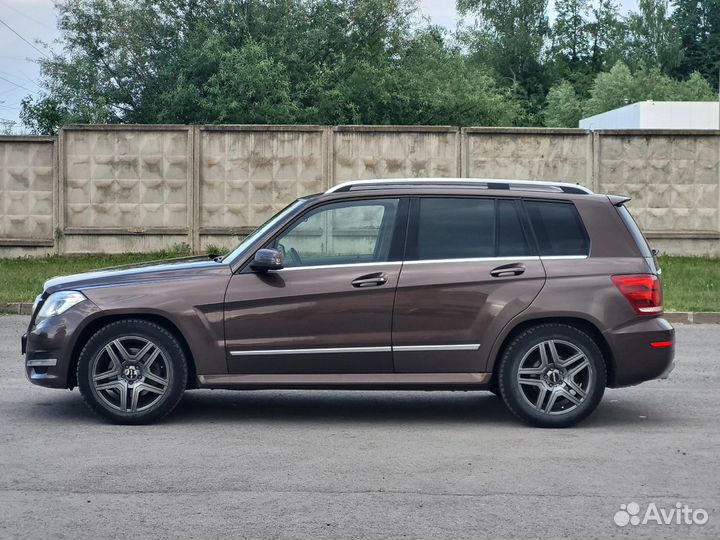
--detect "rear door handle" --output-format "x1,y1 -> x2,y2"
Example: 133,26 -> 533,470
490,263 -> 525,278
352,272 -> 388,288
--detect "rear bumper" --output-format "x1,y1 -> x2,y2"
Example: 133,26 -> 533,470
604,317 -> 675,387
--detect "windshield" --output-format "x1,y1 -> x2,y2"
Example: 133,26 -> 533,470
224,199 -> 306,264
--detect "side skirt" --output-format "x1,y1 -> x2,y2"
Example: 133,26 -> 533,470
196,372 -> 492,390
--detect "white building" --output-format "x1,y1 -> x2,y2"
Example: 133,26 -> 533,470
579,101 -> 720,130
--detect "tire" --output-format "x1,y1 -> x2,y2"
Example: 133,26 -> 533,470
77,319 -> 188,424
498,323 -> 606,428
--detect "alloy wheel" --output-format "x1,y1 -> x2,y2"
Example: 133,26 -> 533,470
516,339 -> 594,415
90,336 -> 171,413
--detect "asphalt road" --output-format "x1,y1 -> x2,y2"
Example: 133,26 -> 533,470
0,315 -> 718,539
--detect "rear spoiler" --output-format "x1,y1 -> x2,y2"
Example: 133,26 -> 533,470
608,195 -> 631,206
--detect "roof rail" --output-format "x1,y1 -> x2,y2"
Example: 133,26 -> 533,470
326,178 -> 593,195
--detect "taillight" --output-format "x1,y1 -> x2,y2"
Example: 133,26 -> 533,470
611,274 -> 663,315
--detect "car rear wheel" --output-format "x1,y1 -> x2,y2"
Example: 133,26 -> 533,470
77,319 -> 188,424
498,323 -> 606,428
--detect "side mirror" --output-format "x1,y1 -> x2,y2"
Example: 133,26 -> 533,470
250,248 -> 284,272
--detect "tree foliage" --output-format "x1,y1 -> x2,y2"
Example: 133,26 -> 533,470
20,0 -> 720,134
672,0 -> 720,84
23,0 -> 520,133
544,80 -> 583,127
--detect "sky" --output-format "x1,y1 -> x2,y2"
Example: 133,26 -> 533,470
0,0 -> 637,133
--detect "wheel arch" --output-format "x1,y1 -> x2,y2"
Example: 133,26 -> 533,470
487,315 -> 616,387
66,313 -> 198,390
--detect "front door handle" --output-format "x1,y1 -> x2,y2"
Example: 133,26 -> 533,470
490,263 -> 525,278
352,272 -> 388,288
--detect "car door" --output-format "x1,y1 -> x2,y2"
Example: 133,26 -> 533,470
392,196 -> 546,373
224,197 -> 408,374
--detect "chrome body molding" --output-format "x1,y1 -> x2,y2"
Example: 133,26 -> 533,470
230,344 -> 480,356
230,346 -> 392,356
393,344 -> 480,352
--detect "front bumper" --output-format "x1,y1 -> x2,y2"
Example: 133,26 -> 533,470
23,300 -> 101,389
605,316 -> 675,387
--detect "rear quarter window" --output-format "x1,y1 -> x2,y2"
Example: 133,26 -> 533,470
616,205 -> 652,258
525,200 -> 589,256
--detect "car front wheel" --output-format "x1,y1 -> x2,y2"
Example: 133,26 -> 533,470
498,323 -> 606,428
77,319 -> 188,424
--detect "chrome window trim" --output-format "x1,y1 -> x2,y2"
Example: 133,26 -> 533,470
277,261 -> 401,272
539,255 -> 588,260
404,256 -> 539,265
230,344 -> 480,356
273,255 -> 588,271
26,359 -> 58,367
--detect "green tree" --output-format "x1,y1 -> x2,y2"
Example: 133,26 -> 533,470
583,61 -> 716,117
672,0 -> 720,87
552,0 -> 591,65
587,0 -> 625,71
458,0 -> 549,124
23,0 -> 520,133
626,0 -> 682,72
544,80 -> 583,127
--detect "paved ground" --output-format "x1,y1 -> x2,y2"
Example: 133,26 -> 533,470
0,316 -> 718,539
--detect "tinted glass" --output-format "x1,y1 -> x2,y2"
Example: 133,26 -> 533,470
525,200 -> 589,256
617,206 -> 652,258
497,199 -> 530,256
274,199 -> 399,267
416,198 -> 495,260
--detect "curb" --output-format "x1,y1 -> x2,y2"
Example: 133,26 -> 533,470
0,303 -> 33,315
664,312 -> 720,324
1,303 -> 719,323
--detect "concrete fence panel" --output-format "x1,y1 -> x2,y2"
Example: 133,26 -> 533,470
198,125 -> 327,250
332,126 -> 460,184
1,125 -> 719,256
60,125 -> 192,253
595,131 -> 720,232
0,136 -> 55,253
463,128 -> 593,187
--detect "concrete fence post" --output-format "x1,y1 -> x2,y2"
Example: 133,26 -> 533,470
190,125 -> 200,253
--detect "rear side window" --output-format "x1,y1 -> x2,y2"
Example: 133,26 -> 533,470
617,206 -> 652,258
497,199 -> 529,257
412,197 -> 531,260
525,200 -> 589,256
417,198 -> 495,259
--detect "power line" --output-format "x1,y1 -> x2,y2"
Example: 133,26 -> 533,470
0,73 -> 37,93
0,15 -> 49,58
0,68 -> 40,88
0,0 -> 55,31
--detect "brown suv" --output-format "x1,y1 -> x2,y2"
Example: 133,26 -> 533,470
22,179 -> 675,427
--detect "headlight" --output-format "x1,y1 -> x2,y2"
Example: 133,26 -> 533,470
35,291 -> 86,323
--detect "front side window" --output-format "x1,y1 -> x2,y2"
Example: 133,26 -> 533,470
525,200 -> 589,256
273,199 -> 400,268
